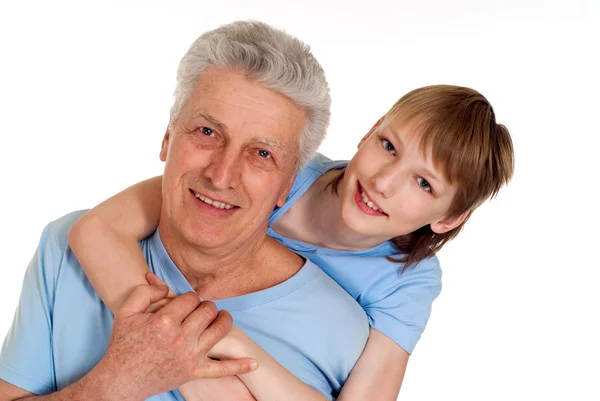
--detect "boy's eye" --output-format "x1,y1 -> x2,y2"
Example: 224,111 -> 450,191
417,177 -> 432,192
382,139 -> 396,155
257,149 -> 271,158
200,127 -> 214,136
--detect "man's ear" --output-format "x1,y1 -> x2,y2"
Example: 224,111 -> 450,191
159,126 -> 171,162
276,173 -> 298,208
430,211 -> 470,234
358,117 -> 384,148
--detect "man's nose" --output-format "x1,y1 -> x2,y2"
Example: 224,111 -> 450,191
203,148 -> 241,190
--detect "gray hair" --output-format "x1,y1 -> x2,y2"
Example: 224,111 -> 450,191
170,20 -> 331,171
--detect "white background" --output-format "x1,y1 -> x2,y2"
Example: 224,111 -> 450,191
0,1 -> 598,400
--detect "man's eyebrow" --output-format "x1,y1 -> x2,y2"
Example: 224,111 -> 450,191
196,112 -> 228,131
253,137 -> 286,151
193,112 -> 286,154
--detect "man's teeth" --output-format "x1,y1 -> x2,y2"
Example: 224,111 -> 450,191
361,190 -> 380,211
194,192 -> 234,209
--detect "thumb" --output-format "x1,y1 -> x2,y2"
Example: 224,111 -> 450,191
146,272 -> 176,298
119,284 -> 169,318
146,271 -> 167,286
203,358 -> 259,378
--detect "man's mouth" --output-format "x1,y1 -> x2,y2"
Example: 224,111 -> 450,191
190,189 -> 237,210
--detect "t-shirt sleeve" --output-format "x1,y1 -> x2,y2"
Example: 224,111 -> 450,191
362,257 -> 442,354
0,224 -> 59,394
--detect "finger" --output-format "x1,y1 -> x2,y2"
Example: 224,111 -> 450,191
196,310 -> 234,353
145,298 -> 171,313
154,291 -> 202,324
201,358 -> 259,378
146,271 -> 165,286
119,284 -> 169,318
182,301 -> 219,334
146,272 -> 177,298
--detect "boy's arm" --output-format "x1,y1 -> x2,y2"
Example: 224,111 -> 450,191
210,327 -> 408,401
337,329 -> 409,401
208,327 -> 329,401
68,176 -> 163,313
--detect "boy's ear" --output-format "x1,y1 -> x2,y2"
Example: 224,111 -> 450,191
430,211 -> 470,234
358,117 -> 384,148
160,126 -> 171,162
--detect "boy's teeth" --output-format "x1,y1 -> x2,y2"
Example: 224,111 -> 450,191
195,192 -> 234,209
360,190 -> 380,211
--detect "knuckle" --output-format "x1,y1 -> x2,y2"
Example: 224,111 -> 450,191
170,332 -> 186,348
154,313 -> 175,329
198,301 -> 218,321
208,319 -> 229,341
216,363 -> 232,377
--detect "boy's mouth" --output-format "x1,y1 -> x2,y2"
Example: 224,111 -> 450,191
355,182 -> 387,216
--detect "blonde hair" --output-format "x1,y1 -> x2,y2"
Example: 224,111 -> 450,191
331,85 -> 514,271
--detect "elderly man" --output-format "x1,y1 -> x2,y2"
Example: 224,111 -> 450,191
0,21 -> 368,401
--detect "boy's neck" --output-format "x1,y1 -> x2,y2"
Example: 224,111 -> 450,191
286,170 -> 386,252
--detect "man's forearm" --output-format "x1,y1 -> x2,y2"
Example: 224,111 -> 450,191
5,366 -> 137,401
14,381 -> 93,401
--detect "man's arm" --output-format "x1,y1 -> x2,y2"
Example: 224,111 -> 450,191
2,282 -> 256,401
0,220 -> 256,401
0,372 -> 108,401
0,379 -> 34,400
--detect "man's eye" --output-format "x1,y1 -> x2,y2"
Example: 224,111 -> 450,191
257,149 -> 271,158
200,127 -> 214,136
382,139 -> 396,155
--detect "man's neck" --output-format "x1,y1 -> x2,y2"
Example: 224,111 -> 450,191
158,226 -> 304,300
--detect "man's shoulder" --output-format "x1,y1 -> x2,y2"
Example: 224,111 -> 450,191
295,259 -> 366,317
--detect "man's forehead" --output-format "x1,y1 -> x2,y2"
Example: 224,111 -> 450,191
190,68 -> 305,119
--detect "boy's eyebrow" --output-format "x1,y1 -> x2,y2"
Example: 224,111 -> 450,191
388,126 -> 446,187
421,166 -> 445,187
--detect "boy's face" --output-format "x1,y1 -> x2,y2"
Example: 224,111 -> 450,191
339,116 -> 467,244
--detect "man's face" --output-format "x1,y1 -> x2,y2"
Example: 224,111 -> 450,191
159,68 -> 305,253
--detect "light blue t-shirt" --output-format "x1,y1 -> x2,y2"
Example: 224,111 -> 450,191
0,211 -> 369,400
268,152 -> 443,354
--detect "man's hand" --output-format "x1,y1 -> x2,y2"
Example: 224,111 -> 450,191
89,281 -> 257,401
208,325 -> 252,361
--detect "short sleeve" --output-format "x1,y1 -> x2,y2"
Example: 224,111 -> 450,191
362,257 -> 442,354
0,225 -> 59,394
